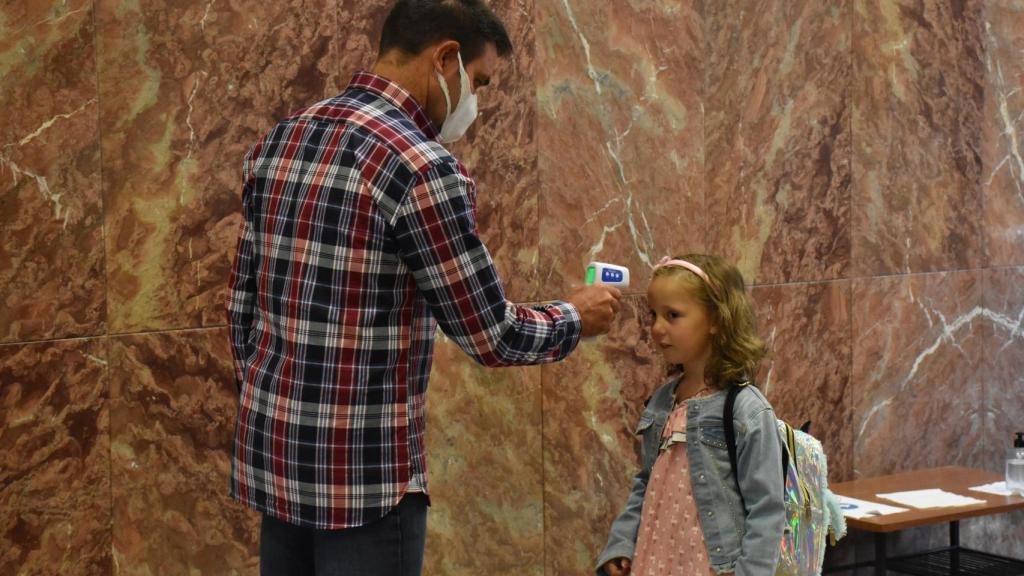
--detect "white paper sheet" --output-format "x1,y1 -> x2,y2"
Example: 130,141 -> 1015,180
875,488 -> 986,509
969,481 -> 1014,496
836,494 -> 909,519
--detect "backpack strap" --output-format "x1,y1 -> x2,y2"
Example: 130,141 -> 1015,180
724,384 -> 745,506
783,421 -> 796,477
724,383 -> 789,507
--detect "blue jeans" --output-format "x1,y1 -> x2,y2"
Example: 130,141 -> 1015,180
259,493 -> 428,576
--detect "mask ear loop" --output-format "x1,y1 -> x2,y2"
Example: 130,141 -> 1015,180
428,45 -> 457,128
435,51 -> 453,123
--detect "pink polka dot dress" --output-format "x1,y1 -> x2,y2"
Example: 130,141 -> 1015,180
631,395 -> 725,576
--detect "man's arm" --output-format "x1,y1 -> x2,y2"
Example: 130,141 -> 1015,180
226,145 -> 261,388
391,159 -> 582,367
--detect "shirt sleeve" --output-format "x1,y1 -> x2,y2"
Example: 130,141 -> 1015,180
226,144 -> 260,386
391,159 -> 582,367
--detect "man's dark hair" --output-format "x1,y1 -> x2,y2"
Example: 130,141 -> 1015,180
378,0 -> 513,62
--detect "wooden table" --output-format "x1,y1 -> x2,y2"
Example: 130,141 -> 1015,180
824,466 -> 1024,575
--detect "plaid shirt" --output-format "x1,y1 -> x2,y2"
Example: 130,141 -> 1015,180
227,72 -> 582,529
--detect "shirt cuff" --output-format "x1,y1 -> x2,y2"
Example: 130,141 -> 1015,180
547,301 -> 583,360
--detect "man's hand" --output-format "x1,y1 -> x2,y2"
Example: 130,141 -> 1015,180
566,285 -> 622,337
602,557 -> 632,576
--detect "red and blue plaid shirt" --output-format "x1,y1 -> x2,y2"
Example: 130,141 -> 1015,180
227,72 -> 581,529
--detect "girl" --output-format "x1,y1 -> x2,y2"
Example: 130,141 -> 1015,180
596,254 -> 785,576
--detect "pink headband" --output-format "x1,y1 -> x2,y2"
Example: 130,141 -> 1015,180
655,256 -> 721,298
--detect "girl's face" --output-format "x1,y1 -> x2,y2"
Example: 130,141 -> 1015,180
647,274 -> 716,367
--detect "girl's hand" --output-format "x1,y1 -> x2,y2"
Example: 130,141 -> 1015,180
602,557 -> 631,576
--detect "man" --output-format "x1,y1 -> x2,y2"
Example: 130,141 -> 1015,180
226,1 -> 622,574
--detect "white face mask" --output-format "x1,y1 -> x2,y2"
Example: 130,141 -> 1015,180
435,52 -> 478,143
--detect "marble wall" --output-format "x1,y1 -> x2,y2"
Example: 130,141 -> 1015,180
2,1 -> 1022,575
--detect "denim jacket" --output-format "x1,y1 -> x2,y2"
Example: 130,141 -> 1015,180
595,377 -> 786,576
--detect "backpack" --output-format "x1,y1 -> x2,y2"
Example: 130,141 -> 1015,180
724,384 -> 847,576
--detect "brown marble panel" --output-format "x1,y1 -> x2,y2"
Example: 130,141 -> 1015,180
537,0 -> 705,300
982,1 -> 1024,266
1,0 -> 105,343
98,0 -> 343,333
961,266 -> 1024,559
108,328 -> 258,575
752,281 -> 854,482
706,0 -> 852,284
851,271 -> 986,479
449,0 -> 540,303
0,338 -> 110,574
981,267 -> 1024,473
542,294 -> 666,575
423,338 -> 544,575
851,0 -> 985,276
962,510 -> 1024,561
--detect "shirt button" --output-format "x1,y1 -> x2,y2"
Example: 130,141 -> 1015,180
699,474 -> 705,481
715,546 -> 722,552
707,511 -> 714,517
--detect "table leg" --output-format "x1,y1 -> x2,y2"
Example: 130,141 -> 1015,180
875,532 -> 887,575
950,521 -> 960,575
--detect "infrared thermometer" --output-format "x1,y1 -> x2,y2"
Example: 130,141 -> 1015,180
585,262 -> 630,288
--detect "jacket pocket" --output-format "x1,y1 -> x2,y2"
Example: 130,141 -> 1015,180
698,416 -> 728,449
635,412 -> 662,470
634,413 -> 655,434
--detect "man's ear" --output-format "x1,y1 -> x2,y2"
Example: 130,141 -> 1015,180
432,40 -> 461,73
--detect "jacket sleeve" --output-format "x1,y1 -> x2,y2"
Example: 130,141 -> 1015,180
734,406 -> 786,576
594,465 -> 649,575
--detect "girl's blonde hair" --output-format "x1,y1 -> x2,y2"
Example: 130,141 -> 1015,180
653,254 -> 767,389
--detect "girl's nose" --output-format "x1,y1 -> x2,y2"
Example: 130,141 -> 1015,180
650,317 -> 665,339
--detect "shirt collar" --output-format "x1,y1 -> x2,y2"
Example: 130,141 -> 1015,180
347,71 -> 438,140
